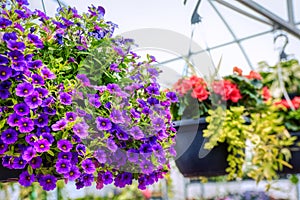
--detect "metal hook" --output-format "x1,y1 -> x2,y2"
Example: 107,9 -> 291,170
274,33 -> 289,60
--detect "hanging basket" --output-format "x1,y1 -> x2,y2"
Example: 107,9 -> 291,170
0,164 -> 22,182
173,117 -> 228,177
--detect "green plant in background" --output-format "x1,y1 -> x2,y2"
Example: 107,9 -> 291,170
258,59 -> 300,97
203,106 -> 251,180
247,105 -> 296,186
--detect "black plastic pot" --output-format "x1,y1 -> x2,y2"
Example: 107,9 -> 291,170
0,163 -> 22,182
280,131 -> 300,174
173,117 -> 228,177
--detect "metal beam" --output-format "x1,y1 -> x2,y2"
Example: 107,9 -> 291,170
287,0 -> 295,25
214,0 -> 272,26
235,0 -> 300,40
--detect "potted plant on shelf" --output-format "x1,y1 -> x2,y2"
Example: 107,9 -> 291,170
0,0 -> 176,191
170,66 -> 295,182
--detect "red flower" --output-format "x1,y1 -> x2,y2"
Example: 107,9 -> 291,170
191,85 -> 209,101
274,99 -> 290,109
262,87 -> 271,100
213,80 -> 242,103
173,79 -> 192,95
189,75 -> 206,88
292,97 -> 300,109
245,71 -> 262,80
233,66 -> 243,76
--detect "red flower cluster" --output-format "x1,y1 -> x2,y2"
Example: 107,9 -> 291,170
173,75 -> 209,101
274,97 -> 300,110
233,66 -> 262,80
212,80 -> 242,102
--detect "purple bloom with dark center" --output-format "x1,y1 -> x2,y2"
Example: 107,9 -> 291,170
7,40 -> 26,51
40,132 -> 53,143
59,92 -> 72,105
22,147 -> 36,161
15,10 -> 28,19
76,74 -> 91,86
12,157 -> 27,169
140,143 -> 152,154
18,117 -> 34,133
14,103 -> 30,116
55,33 -> 63,44
127,149 -> 139,163
130,108 -> 141,119
109,63 -> 120,72
51,118 -> 67,131
58,152 -> 72,160
96,117 -> 112,131
116,129 -> 129,141
152,117 -> 166,131
0,17 -> 12,28
28,60 -> 43,69
12,61 -> 27,71
25,54 -> 33,61
81,159 -> 95,174
38,175 -> 57,191
71,152 -> 79,165
16,0 -> 29,5
19,171 -> 34,187
0,140 -> 8,154
29,156 -> 42,169
147,97 -> 159,106
72,122 -> 89,138
32,74 -> 44,85
41,96 -> 54,107
81,173 -> 94,187
1,128 -> 18,144
57,139 -> 73,152
140,161 -> 154,174
7,113 -> 20,127
16,82 -> 34,97
146,85 -> 160,96
34,114 -> 49,127
34,139 -> 51,153
2,155 -> 12,168
41,67 -> 56,79
2,32 -> 17,41
0,55 -> 9,65
66,112 -> 77,122
8,50 -> 24,62
35,87 -> 48,98
27,34 -> 43,48
107,83 -> 121,93
36,126 -> 50,135
87,93 -> 101,108
0,89 -> 10,99
106,138 -> 118,152
102,171 -> 113,185
94,149 -> 107,164
43,107 -> 56,115
25,134 -> 37,145
129,126 -> 144,140
76,144 -> 86,156
0,66 -> 12,81
110,109 -> 124,124
55,159 -> 71,174
65,165 -> 80,181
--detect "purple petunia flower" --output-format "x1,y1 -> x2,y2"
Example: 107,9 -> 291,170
140,161 -> 154,174
24,91 -> 42,109
13,103 -> 30,116
51,118 -> 67,131
29,156 -> 42,169
127,149 -> 139,163
58,152 -> 72,160
25,134 -> 37,145
0,89 -> 10,99
87,93 -> 101,108
0,80 -> 11,90
18,117 -> 34,133
110,109 -> 124,124
12,61 -> 27,71
66,112 -> 77,122
81,173 -> 94,187
152,117 -> 166,131
109,63 -> 120,72
1,128 -> 18,144
2,155 -> 12,168
34,114 -> 49,127
32,74 -> 44,85
41,96 -> 54,107
81,159 -> 95,174
129,126 -> 144,140
72,122 -> 89,138
41,67 -> 56,79
34,139 -> 51,153
59,92 -> 72,105
115,129 -> 129,141
7,40 -> 26,51
140,143 -> 152,154
94,149 -> 107,164
76,144 -> 86,156
28,60 -> 43,69
35,87 -> 49,98
41,132 -> 54,144
27,34 -> 43,49
147,97 -> 159,106
0,17 -> 12,28
3,32 -> 17,41
12,157 -> 27,169
7,113 -> 21,127
57,139 -> 73,152
107,83 -> 121,93
102,171 -> 113,185
0,66 -> 12,81
55,159 -> 71,174
22,147 -> 36,161
64,165 -> 81,181
8,50 -> 24,62
0,55 -> 9,65
16,82 -> 34,97
38,175 -> 57,191
36,126 -> 50,135
43,107 -> 56,115
106,138 -> 118,152
76,74 -> 91,86
16,0 -> 29,6
19,171 -> 34,187
96,117 -> 112,131
146,85 -> 160,96
0,139 -> 8,154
